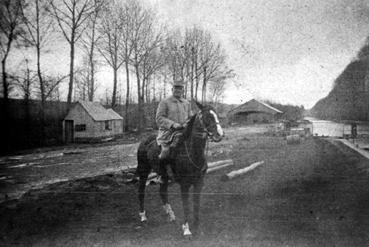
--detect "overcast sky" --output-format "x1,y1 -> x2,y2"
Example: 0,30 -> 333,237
147,0 -> 369,108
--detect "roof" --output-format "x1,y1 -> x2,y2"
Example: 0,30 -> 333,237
68,101 -> 123,121
229,99 -> 283,115
106,108 -> 123,120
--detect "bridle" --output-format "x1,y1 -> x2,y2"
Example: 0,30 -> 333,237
184,110 -> 220,170
197,110 -> 222,142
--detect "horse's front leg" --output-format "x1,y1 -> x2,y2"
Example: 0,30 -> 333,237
180,183 -> 192,238
193,177 -> 204,229
160,175 -> 175,222
138,174 -> 148,222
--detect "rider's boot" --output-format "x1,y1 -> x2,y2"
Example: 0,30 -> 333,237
158,144 -> 170,160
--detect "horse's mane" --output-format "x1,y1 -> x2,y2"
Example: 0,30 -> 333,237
183,113 -> 197,139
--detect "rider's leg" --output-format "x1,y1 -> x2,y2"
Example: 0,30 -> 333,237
158,143 -> 170,160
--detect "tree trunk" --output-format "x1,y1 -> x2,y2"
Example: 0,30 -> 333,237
135,63 -> 142,132
202,67 -> 207,103
2,32 -> 12,102
112,66 -> 117,107
67,37 -> 75,108
36,43 -> 46,143
195,59 -> 199,101
1,37 -> 12,151
89,19 -> 96,102
89,59 -> 95,101
124,61 -> 130,132
1,58 -> 8,102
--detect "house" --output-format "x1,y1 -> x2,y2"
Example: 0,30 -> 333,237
227,99 -> 283,125
63,101 -> 123,143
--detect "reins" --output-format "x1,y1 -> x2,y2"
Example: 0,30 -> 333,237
183,112 -> 210,170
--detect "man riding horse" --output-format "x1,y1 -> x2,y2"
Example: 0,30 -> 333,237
156,79 -> 192,182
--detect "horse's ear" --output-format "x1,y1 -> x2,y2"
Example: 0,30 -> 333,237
194,100 -> 203,110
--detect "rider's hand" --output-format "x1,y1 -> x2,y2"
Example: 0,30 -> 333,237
172,123 -> 182,130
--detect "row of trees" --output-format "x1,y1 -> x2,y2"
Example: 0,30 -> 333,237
1,0 -> 233,133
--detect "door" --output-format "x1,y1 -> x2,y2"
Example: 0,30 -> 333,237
64,120 -> 74,143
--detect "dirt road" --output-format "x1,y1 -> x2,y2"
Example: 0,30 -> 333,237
0,126 -> 259,203
0,142 -> 138,202
2,127 -> 369,246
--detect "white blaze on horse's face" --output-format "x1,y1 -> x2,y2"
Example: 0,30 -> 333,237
210,110 -> 224,139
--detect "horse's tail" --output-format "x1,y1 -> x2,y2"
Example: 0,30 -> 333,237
135,135 -> 156,177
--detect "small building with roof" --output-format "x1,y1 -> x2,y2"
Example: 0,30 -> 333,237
63,101 -> 123,143
227,99 -> 283,125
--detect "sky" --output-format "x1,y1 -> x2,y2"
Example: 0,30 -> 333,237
146,0 -> 369,108
9,0 -> 369,109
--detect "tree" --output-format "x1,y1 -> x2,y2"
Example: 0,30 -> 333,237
139,30 -> 164,103
74,57 -> 98,101
97,1 -> 125,108
208,70 -> 234,105
120,0 -> 135,131
162,26 -> 230,103
12,58 -> 37,101
164,31 -> 187,89
0,0 -> 25,102
21,0 -> 55,137
129,1 -> 159,132
11,58 -> 37,145
0,0 -> 25,150
80,0 -> 103,101
49,0 -> 98,107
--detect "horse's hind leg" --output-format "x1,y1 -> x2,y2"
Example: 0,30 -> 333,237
180,183 -> 192,237
160,176 -> 175,221
138,173 -> 149,222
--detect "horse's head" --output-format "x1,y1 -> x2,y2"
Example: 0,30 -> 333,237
195,101 -> 225,142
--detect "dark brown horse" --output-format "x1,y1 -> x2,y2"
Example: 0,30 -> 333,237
136,101 -> 224,237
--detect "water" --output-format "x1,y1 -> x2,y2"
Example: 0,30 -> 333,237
304,117 -> 369,137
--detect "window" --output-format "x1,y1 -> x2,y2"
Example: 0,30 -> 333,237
75,124 -> 86,132
105,120 -> 111,130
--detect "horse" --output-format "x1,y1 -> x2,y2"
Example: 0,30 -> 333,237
136,101 -> 224,238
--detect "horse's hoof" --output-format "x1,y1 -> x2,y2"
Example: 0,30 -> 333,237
163,204 -> 176,222
182,222 -> 192,238
139,211 -> 147,222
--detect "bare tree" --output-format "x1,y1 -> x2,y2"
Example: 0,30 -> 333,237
0,0 -> 25,102
21,0 -> 54,116
127,2 -> 164,131
74,63 -> 89,101
0,0 -> 25,149
97,1 -> 125,108
120,0 -> 135,131
164,31 -> 187,88
13,58 -> 37,101
49,0 -> 98,107
74,57 -> 98,101
140,31 -> 164,103
208,70 -> 235,105
80,0 -> 103,101
41,73 -> 68,101
129,1 -> 157,132
10,58 -> 37,143
164,26 -> 230,103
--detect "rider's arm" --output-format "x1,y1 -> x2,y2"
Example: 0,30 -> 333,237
156,100 -> 175,129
